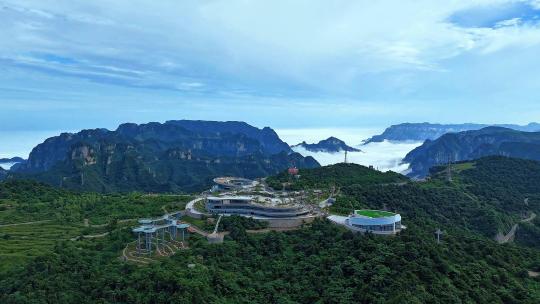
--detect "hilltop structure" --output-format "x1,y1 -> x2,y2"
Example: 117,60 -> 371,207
329,209 -> 403,235
206,196 -> 310,218
131,214 -> 190,255
212,177 -> 258,191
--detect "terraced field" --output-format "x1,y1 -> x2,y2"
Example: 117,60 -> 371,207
0,222 -> 84,271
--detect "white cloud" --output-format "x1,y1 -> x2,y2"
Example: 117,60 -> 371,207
291,140 -> 423,173
1,0 -> 539,95
1,0 -> 540,132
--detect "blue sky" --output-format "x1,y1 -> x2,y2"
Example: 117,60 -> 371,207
1,0 -> 540,156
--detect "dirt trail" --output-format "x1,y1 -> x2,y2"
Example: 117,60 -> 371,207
0,220 -> 52,228
70,232 -> 110,241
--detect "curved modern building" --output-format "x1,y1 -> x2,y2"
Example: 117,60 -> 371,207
206,196 -> 310,218
346,210 -> 402,235
213,177 -> 257,190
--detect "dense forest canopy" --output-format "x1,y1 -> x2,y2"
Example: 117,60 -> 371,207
266,163 -> 407,191
1,156 -> 540,303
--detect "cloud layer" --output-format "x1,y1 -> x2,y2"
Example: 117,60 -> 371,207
1,0 -> 540,133
292,141 -> 423,173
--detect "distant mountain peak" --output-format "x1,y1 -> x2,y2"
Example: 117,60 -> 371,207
292,137 -> 361,153
0,156 -> 26,163
9,120 -> 319,192
363,122 -> 540,144
404,127 -> 540,177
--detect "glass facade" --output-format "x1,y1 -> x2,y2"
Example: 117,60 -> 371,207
206,199 -> 309,218
351,223 -> 396,232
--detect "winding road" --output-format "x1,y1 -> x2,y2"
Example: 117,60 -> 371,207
496,212 -> 536,244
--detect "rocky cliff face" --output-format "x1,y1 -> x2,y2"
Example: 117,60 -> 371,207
293,137 -> 361,153
11,120 -> 318,192
404,127 -> 540,177
17,121 -> 292,173
0,167 -> 6,181
364,122 -> 540,144
165,120 -> 291,155
20,129 -> 110,172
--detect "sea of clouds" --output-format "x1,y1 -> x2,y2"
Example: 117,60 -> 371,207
291,141 -> 423,173
0,162 -> 17,170
277,128 -> 423,173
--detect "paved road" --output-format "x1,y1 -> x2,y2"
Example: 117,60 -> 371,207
495,212 -> 536,244
185,197 -> 205,217
522,212 -> 536,223
187,225 -> 209,237
496,224 -> 518,244
213,215 -> 223,234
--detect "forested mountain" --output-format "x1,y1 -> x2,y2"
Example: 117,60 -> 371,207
9,120 -> 319,192
1,156 -> 540,303
267,162 -> 406,190
0,167 -> 6,181
16,120 -> 292,173
363,122 -> 540,144
275,157 -> 540,243
404,127 -> 540,177
292,137 -> 361,153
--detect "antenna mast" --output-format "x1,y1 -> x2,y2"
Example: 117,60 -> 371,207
344,150 -> 348,164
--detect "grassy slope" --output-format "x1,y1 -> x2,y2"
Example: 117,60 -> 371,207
0,180 -> 192,271
354,209 -> 395,218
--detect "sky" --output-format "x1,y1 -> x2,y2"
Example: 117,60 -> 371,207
1,0 -> 540,157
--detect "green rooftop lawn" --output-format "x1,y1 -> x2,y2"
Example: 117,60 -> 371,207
354,209 -> 395,218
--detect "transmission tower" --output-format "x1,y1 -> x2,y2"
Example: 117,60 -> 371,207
435,228 -> 444,244
344,150 -> 348,164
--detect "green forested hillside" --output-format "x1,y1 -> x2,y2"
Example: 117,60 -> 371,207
0,180 -> 192,270
1,219 -> 539,303
11,120 -> 320,193
404,127 -> 540,177
1,157 -> 540,303
328,157 -> 540,242
15,151 -> 318,193
266,163 -> 407,190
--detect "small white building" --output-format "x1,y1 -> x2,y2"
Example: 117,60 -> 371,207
328,209 -> 403,235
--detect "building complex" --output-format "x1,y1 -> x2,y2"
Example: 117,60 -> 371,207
206,196 -> 310,218
213,177 -> 257,191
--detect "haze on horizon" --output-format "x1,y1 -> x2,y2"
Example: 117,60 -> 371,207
1,0 -> 540,156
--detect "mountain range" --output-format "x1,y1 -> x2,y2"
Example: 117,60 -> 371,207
292,137 -> 360,153
363,122 -> 540,144
404,127 -> 540,177
10,120 -> 319,192
0,157 -> 25,163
